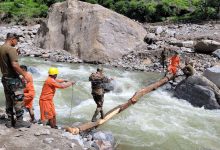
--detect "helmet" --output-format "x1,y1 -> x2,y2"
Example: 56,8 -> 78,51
48,67 -> 59,75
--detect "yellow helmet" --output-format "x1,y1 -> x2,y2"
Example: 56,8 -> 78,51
48,67 -> 59,75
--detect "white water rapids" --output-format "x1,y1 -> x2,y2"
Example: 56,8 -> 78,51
0,57 -> 220,150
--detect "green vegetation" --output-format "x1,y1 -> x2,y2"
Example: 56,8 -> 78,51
81,0 -> 220,22
34,0 -> 65,7
0,0 -> 64,24
0,0 -> 219,24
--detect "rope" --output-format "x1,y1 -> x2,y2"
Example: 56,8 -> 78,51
69,84 -> 74,122
32,80 -> 90,83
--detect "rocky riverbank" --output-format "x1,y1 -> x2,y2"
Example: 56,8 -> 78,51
110,23 -> 220,73
0,23 -> 219,74
0,108 -> 116,150
0,25 -> 82,63
0,22 -> 220,149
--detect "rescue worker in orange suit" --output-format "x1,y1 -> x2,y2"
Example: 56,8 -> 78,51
89,66 -> 112,122
20,65 -> 37,123
165,51 -> 180,81
39,67 -> 75,128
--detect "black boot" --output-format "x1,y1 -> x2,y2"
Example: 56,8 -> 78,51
5,118 -> 12,128
30,114 -> 37,124
91,108 -> 100,122
100,109 -> 104,119
5,114 -> 15,128
14,116 -> 31,129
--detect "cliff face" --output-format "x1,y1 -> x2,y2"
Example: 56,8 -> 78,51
34,0 -> 146,63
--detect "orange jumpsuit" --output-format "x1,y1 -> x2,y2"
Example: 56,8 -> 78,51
39,77 -> 64,121
23,72 -> 35,109
168,55 -> 180,75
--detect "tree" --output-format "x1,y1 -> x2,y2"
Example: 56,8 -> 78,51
34,0 -> 65,6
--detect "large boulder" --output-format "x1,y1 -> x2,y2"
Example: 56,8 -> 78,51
174,75 -> 220,109
92,131 -> 115,146
194,40 -> 220,53
80,131 -> 115,149
204,66 -> 220,88
170,40 -> 194,48
144,33 -> 157,45
212,49 -> 220,59
34,0 -> 147,63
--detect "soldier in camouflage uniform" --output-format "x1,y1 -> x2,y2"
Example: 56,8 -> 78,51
182,59 -> 195,78
160,48 -> 168,70
0,33 -> 31,128
89,67 -> 111,122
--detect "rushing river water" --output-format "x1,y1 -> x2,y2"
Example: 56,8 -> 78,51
0,57 -> 220,150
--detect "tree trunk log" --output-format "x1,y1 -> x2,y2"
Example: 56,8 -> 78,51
65,75 -> 173,134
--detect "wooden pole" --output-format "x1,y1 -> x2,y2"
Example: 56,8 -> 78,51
65,75 -> 173,134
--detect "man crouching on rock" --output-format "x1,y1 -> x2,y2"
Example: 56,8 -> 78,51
39,67 -> 74,128
89,66 -> 112,122
182,59 -> 196,78
0,33 -> 31,128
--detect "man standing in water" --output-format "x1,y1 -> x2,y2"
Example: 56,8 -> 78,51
39,67 -> 74,128
0,33 -> 31,128
182,59 -> 195,78
89,66 -> 112,122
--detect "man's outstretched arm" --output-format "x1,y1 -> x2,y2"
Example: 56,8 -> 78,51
11,61 -> 30,82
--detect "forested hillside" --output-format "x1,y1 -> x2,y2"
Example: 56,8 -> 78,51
81,0 -> 220,22
0,0 -> 219,24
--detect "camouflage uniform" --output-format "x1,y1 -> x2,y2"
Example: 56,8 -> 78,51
89,72 -> 110,121
160,49 -> 167,69
2,77 -> 25,119
0,44 -> 25,125
182,64 -> 195,78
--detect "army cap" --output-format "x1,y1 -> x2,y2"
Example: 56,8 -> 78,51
6,33 -> 20,41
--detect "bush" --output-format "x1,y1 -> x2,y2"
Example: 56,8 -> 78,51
190,0 -> 219,20
114,1 -> 129,14
34,0 -> 65,6
1,0 -> 219,24
80,0 -> 219,22
0,0 -> 48,24
102,0 -> 115,10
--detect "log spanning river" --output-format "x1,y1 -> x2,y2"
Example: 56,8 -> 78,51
0,57 -> 220,150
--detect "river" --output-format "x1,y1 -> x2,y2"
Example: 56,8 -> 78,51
0,57 -> 220,150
